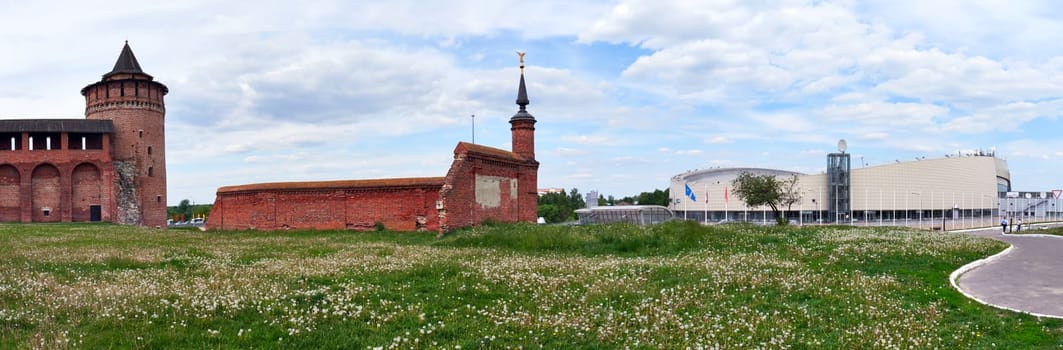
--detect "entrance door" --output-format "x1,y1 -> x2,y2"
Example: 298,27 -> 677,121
90,205 -> 102,222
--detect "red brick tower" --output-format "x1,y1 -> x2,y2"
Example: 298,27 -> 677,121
510,66 -> 536,160
81,42 -> 168,227
510,56 -> 539,223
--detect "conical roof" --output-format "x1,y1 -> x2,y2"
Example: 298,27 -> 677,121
103,41 -> 152,79
511,73 -> 535,121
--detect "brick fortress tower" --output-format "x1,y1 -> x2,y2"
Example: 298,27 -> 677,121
80,42 -> 168,227
510,53 -> 539,223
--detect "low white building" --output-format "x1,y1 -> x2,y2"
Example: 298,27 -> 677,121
667,153 -> 1053,228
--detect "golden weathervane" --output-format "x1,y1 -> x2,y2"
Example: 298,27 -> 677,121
517,51 -> 525,74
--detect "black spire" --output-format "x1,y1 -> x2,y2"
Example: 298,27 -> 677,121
511,73 -> 535,121
104,41 -> 151,79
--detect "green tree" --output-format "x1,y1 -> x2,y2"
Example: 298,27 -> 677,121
177,199 -> 191,220
635,188 -> 670,206
730,172 -> 800,225
536,188 -> 584,223
568,188 -> 586,210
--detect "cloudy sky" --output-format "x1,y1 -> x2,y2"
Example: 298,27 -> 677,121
2,0 -> 1062,205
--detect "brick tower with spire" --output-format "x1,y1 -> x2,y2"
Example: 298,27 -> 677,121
510,55 -> 539,223
81,42 -> 168,227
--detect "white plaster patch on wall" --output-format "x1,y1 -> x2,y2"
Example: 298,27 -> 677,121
475,174 -> 506,208
510,178 -> 519,199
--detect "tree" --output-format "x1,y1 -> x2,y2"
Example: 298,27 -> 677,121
536,188 -> 585,223
635,188 -> 670,206
730,172 -> 801,225
177,199 -> 191,221
780,174 -> 802,214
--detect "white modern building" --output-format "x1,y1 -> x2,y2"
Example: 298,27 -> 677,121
668,150 -> 1059,227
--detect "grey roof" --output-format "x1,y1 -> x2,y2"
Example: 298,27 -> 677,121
103,41 -> 152,79
0,119 -> 114,133
511,73 -> 535,121
674,167 -> 804,182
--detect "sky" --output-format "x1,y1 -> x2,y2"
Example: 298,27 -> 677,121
2,0 -> 1062,205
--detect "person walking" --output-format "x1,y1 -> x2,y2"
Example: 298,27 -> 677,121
1018,218 -> 1023,232
1001,217 -> 1008,233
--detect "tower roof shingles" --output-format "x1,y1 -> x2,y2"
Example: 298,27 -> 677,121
104,41 -> 152,79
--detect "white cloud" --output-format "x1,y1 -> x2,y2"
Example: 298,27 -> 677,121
705,136 -> 734,144
561,135 -> 613,146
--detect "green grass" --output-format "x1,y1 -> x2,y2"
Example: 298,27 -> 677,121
1012,224 -> 1063,237
0,222 -> 1060,348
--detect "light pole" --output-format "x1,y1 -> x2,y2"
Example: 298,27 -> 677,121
911,192 -> 921,229
812,198 -> 817,224
956,203 -> 965,230
703,183 -> 708,224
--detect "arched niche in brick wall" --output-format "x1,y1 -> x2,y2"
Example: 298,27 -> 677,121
0,164 -> 19,222
31,164 -> 61,223
71,163 -> 102,222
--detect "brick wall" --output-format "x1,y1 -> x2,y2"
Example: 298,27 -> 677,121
438,142 -> 538,231
30,165 -> 61,222
71,163 -> 103,222
0,142 -> 114,223
207,142 -> 540,233
208,179 -> 444,231
0,164 -> 19,221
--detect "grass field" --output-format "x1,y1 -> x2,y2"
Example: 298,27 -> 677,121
1,222 -> 1061,349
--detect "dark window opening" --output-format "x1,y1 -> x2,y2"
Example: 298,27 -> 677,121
120,82 -> 125,96
68,133 -> 104,150
0,133 -> 20,151
42,208 -> 51,217
29,132 -> 60,151
156,195 -> 161,203
148,166 -> 154,177
147,146 -> 152,155
138,130 -> 143,138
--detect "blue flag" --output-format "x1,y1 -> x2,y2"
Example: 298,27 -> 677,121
684,183 -> 696,202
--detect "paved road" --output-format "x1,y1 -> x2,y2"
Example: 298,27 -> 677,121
956,224 -> 1063,318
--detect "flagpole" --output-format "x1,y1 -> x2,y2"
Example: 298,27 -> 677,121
703,185 -> 708,224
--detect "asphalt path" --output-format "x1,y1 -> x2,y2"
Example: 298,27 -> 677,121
955,224 -> 1063,318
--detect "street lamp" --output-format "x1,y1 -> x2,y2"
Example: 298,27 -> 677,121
911,192 -> 921,229
811,198 -> 817,223
956,202 -> 965,228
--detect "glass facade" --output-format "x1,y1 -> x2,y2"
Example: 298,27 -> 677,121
575,206 -> 675,225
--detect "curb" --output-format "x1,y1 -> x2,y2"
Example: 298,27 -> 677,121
949,235 -> 1063,319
